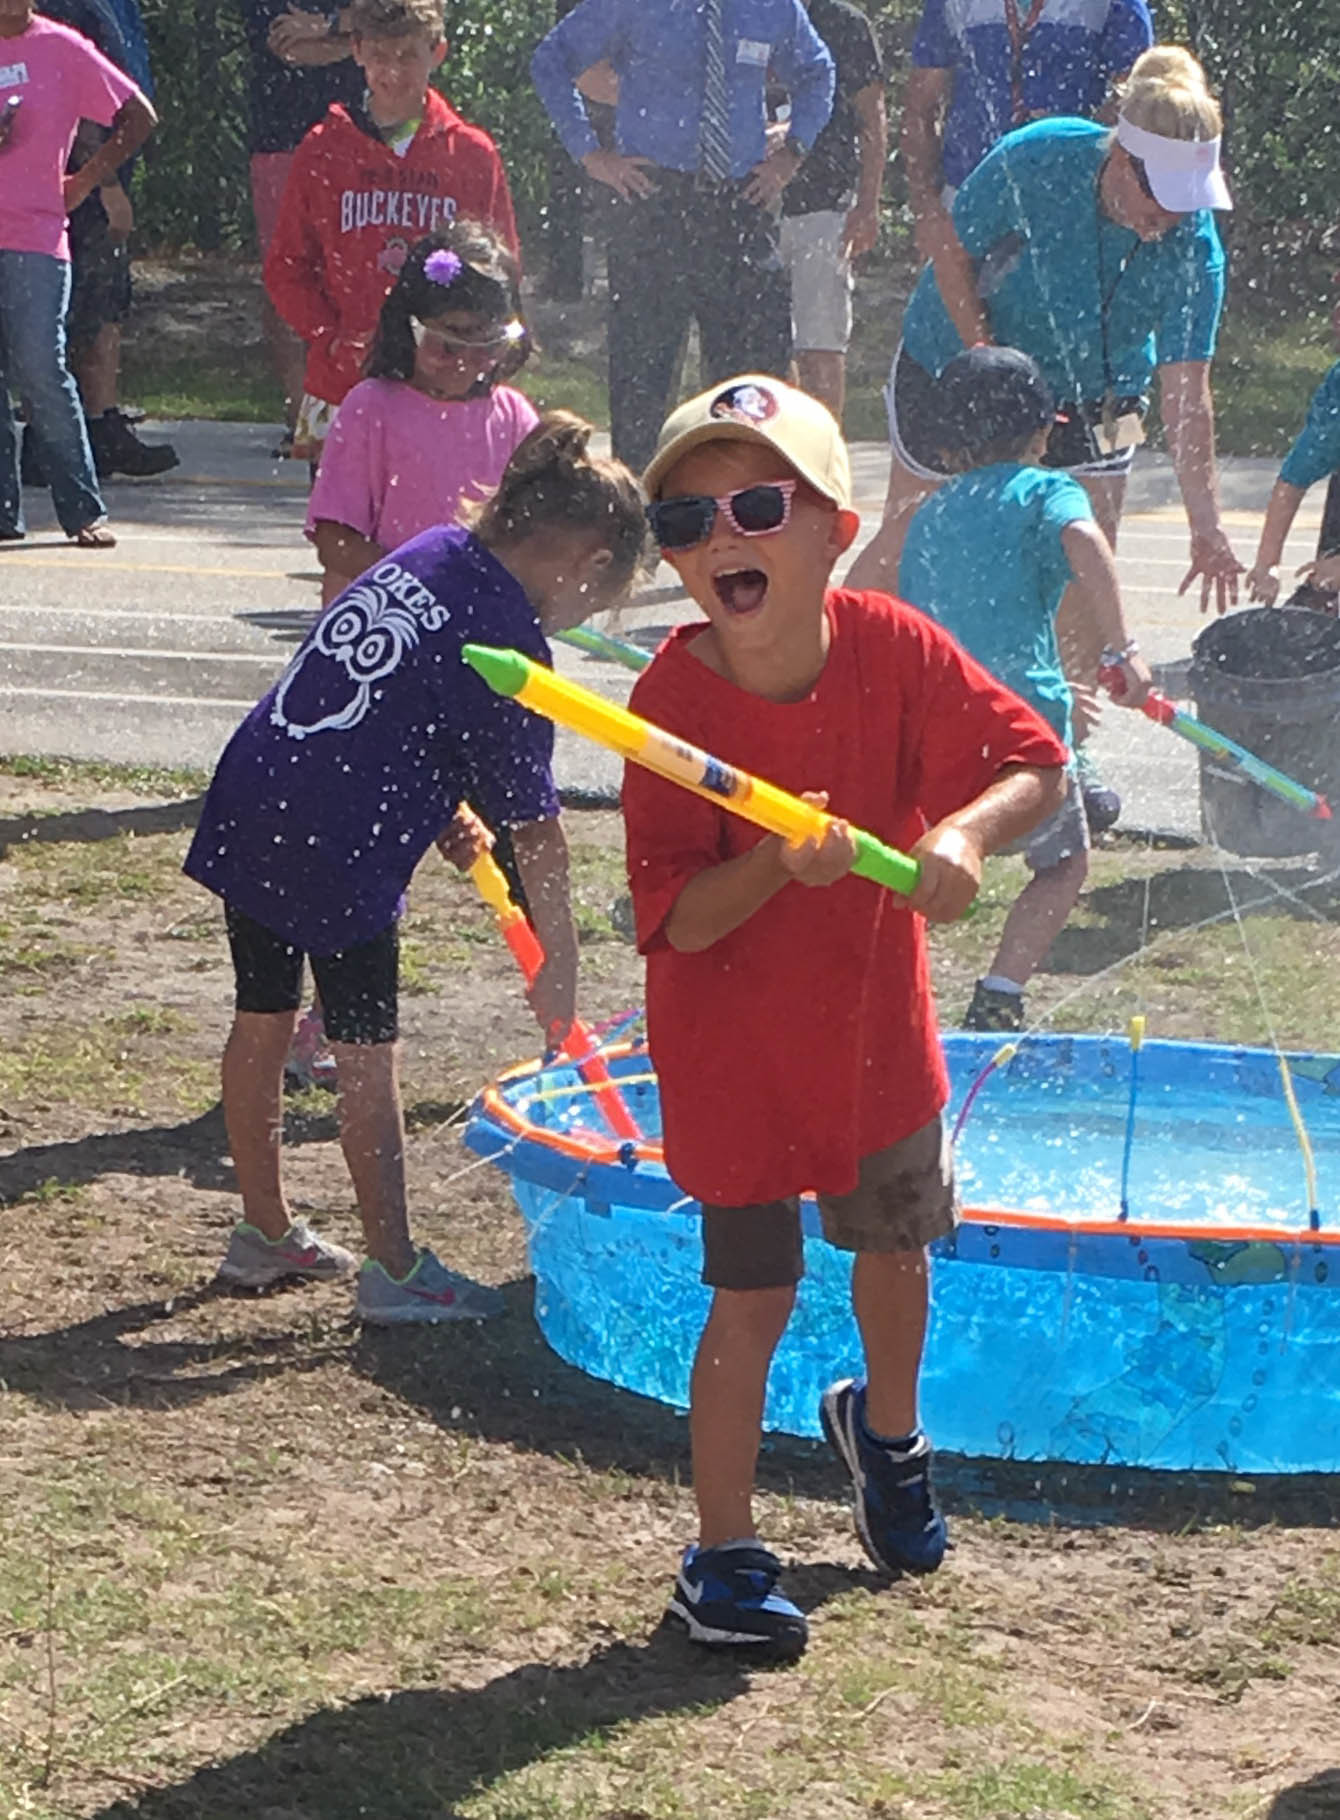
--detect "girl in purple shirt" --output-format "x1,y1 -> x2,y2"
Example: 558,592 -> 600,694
185,415 -> 645,1324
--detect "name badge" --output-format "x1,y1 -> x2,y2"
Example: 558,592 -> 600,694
736,38 -> 769,66
0,61 -> 29,88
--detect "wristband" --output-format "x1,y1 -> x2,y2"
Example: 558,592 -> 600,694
1099,639 -> 1139,669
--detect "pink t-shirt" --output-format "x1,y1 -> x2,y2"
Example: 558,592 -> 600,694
0,16 -> 140,260
305,379 -> 541,551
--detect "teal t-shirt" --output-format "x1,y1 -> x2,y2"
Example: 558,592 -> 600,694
901,118 -> 1226,404
897,462 -> 1093,746
1280,361 -> 1340,491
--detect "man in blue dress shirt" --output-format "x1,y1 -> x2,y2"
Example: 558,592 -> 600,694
532,0 -> 834,471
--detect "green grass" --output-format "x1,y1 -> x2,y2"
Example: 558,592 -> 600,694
4,832 -> 190,913
930,1758 -> 1149,1820
0,753 -> 209,799
518,352 -> 612,427
0,1014 -> 215,1118
1261,1551 -> 1340,1649
927,845 -> 1340,1052
117,352 -> 287,425
0,773 -> 1336,1820
0,918 -> 101,985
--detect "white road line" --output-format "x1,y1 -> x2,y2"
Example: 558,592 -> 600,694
0,685 -> 260,708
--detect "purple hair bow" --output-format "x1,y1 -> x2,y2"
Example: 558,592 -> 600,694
424,249 -> 463,286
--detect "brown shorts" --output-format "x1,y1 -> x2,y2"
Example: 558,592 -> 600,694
700,1116 -> 960,1291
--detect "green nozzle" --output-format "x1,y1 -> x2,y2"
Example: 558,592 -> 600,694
557,626 -> 651,673
850,831 -> 920,898
462,643 -> 529,698
850,830 -> 977,918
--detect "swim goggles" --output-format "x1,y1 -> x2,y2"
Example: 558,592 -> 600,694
646,479 -> 797,550
409,317 -> 525,356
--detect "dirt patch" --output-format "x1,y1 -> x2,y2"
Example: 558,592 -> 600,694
1,767 -> 1338,1820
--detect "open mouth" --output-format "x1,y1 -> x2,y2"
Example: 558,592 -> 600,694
712,569 -> 768,615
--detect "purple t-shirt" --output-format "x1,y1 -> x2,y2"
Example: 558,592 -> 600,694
184,525 -> 558,953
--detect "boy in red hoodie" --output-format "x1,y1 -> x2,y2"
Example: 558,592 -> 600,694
264,0 -> 518,461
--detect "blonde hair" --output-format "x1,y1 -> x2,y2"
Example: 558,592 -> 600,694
1118,46 -> 1222,141
470,413 -> 647,596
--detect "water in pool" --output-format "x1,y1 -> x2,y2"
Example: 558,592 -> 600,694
475,1037 -> 1340,1473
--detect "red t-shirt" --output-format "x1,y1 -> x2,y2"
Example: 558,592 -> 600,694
623,588 -> 1067,1207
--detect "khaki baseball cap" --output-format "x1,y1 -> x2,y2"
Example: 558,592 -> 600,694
642,375 -> 852,509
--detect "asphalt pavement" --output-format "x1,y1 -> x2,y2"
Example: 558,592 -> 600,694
0,420 -> 1325,840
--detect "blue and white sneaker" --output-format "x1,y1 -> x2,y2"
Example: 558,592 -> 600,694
355,1247 -> 504,1325
664,1541 -> 808,1660
820,1379 -> 948,1577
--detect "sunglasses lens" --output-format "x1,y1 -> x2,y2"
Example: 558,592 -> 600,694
729,485 -> 788,533
648,496 -> 716,549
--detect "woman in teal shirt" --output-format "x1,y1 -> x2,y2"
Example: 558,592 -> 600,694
850,46 -> 1242,658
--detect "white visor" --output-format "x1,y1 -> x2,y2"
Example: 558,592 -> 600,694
1116,114 -> 1232,213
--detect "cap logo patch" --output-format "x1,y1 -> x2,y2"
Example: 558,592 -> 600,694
709,383 -> 779,425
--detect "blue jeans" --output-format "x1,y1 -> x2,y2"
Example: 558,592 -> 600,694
0,249 -> 105,536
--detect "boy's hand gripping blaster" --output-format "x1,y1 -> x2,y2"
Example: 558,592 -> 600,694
1100,666 -> 1332,822
466,845 -> 640,1142
462,643 -> 924,899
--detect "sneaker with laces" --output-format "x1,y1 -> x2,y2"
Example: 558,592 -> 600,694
217,1217 -> 357,1288
665,1541 -> 808,1659
820,1379 -> 948,1577
284,1008 -> 338,1092
962,979 -> 1024,1032
355,1247 -> 505,1325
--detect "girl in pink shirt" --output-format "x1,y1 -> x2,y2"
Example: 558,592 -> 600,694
306,222 -> 538,603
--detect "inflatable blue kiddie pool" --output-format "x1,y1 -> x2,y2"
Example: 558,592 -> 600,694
466,1032 -> 1340,1475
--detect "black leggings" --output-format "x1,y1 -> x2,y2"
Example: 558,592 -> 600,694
225,904 -> 400,1045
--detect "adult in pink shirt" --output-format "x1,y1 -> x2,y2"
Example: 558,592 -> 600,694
0,0 -> 155,546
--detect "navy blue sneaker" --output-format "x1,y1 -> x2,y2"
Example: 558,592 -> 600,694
820,1379 -> 948,1577
664,1541 -> 808,1659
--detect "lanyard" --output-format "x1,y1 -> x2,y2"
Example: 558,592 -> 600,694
1095,187 -> 1143,404
1004,0 -> 1047,126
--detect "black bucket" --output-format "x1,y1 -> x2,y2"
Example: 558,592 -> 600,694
1188,608 -> 1340,857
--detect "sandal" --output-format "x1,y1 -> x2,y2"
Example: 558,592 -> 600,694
70,521 -> 116,548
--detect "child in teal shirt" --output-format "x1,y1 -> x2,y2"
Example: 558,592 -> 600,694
1247,359 -> 1340,613
899,347 -> 1152,1030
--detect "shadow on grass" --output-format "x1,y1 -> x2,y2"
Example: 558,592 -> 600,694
354,1294 -> 1340,1532
0,1105 -> 236,1207
0,795 -> 204,853
1047,863 -> 1340,977
0,1095 -> 466,1216
90,1610 -> 882,1820
0,1282 -> 349,1411
7,1256 -> 1340,1530
1266,1769 -> 1340,1818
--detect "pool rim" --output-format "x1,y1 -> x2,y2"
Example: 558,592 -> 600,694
472,1035 -> 1340,1252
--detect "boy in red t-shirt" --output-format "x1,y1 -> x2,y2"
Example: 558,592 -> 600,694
625,376 -> 1067,1661
264,0 -> 518,461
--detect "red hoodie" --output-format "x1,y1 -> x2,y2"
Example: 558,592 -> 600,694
264,88 -> 519,407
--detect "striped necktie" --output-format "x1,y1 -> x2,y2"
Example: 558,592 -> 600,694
698,0 -> 733,182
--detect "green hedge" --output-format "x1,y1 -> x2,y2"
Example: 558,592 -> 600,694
134,0 -> 559,251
